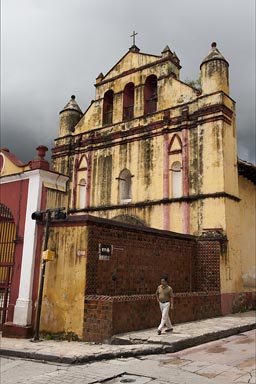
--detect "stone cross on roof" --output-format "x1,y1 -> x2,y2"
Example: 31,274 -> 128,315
130,31 -> 138,46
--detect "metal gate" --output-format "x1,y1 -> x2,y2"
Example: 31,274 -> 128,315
0,204 -> 16,329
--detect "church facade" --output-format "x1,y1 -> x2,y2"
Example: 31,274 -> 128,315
51,42 -> 255,316
1,41 -> 255,340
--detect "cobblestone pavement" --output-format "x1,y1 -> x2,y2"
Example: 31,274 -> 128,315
1,330 -> 255,384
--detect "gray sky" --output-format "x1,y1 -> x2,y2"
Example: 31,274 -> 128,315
1,0 -> 255,163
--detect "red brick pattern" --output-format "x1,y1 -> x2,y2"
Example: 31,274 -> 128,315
83,292 -> 221,342
83,299 -> 113,342
194,240 -> 221,292
82,219 -> 223,342
86,224 -> 197,295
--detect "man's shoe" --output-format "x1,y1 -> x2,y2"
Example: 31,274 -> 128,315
157,330 -> 161,335
165,328 -> 173,332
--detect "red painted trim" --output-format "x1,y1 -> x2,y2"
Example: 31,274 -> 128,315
75,154 -> 89,209
72,157 -> 78,209
221,292 -> 256,315
52,113 -> 233,159
1,149 -> 25,167
182,128 -> 190,234
163,133 -> 169,230
95,56 -> 181,87
2,323 -> 33,338
168,134 -> 182,153
0,179 -> 29,323
86,150 -> 92,208
77,154 -> 88,169
182,129 -> 189,197
169,149 -> 182,155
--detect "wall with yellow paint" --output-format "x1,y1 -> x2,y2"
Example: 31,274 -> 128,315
40,225 -> 87,339
50,43 -> 255,308
221,198 -> 242,293
239,176 -> 256,291
0,151 -> 30,177
74,50 -> 196,134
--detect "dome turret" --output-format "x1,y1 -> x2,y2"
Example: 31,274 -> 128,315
200,42 -> 229,95
59,95 -> 83,136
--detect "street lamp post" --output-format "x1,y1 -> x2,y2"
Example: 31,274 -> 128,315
31,207 -> 66,342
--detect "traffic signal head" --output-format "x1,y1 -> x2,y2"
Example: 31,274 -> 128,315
54,210 -> 66,220
31,211 -> 44,222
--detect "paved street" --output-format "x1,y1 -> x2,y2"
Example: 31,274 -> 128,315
1,330 -> 255,384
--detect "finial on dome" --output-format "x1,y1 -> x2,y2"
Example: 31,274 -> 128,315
211,42 -> 217,48
60,95 -> 83,114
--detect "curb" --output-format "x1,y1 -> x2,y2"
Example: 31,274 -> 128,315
0,323 -> 255,365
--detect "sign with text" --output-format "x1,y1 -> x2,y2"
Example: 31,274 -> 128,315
99,243 -> 112,260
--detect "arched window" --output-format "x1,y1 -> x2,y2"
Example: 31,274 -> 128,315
144,75 -> 157,114
103,90 -> 114,125
78,178 -> 86,209
119,169 -> 132,203
123,82 -> 134,120
171,161 -> 182,197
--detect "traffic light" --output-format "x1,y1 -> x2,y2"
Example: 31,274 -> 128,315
31,211 -> 44,222
31,208 -> 66,222
54,210 -> 66,220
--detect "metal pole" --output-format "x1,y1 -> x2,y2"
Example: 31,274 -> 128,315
33,211 -> 51,341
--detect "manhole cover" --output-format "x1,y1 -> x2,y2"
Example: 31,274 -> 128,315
98,373 -> 153,383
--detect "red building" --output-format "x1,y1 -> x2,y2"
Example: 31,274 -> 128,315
0,146 -> 68,337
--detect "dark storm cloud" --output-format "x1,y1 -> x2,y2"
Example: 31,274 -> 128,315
1,0 -> 255,163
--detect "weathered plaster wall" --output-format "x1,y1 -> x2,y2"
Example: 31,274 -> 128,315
0,154 -> 29,177
37,216 -> 225,341
50,44 -> 255,319
40,225 -> 87,338
239,176 -> 256,290
220,198 -> 242,295
201,59 -> 229,95
74,51 -> 196,133
46,188 -> 69,212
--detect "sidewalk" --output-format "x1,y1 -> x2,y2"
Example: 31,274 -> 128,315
0,311 -> 255,365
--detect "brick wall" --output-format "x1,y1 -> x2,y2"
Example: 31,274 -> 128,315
83,292 -> 221,342
194,239 -> 221,292
81,216 -> 222,342
86,222 -> 198,295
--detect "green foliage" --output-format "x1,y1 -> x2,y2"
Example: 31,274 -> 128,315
184,75 -> 202,91
40,331 -> 80,341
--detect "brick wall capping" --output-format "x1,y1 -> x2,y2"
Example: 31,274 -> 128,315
85,291 -> 221,302
198,230 -> 227,242
238,159 -> 256,184
51,213 -> 196,241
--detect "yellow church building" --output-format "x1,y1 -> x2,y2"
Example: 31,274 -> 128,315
1,41 -> 255,341
50,41 -> 255,317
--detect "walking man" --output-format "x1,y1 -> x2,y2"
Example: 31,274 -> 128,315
156,275 -> 174,335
